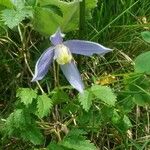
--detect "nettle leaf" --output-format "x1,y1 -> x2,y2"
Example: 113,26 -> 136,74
60,129 -> 97,150
4,109 -> 32,136
16,88 -> 37,106
48,142 -> 66,150
141,31 -> 150,43
36,93 -> 53,118
78,90 -> 93,112
21,124 -> 44,145
1,7 -> 33,29
91,85 -> 117,106
134,51 -> 150,74
4,109 -> 43,145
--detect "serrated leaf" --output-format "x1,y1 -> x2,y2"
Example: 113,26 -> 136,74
5,109 -> 32,136
78,90 -> 93,111
16,88 -> 37,106
60,129 -> 97,150
36,94 -> 52,118
48,142 -> 66,150
1,7 -> 33,29
134,51 -> 150,74
91,85 -> 117,106
141,31 -> 150,43
21,124 -> 44,145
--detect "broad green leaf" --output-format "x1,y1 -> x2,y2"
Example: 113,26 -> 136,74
1,7 -> 33,29
36,94 -> 52,118
33,0 -> 97,35
141,31 -> 150,43
33,0 -> 79,35
42,4 -> 63,17
0,0 -> 13,8
16,88 -> 37,106
91,85 -> 117,106
78,90 -> 93,111
134,51 -> 150,74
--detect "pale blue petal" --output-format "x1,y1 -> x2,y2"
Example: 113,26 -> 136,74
60,61 -> 84,93
64,40 -> 112,56
50,28 -> 65,46
31,47 -> 54,82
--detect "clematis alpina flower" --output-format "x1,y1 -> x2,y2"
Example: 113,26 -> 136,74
32,28 -> 112,93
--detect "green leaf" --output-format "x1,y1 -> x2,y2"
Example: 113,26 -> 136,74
48,142 -> 66,150
124,74 -> 150,106
60,129 -> 97,150
0,0 -> 13,9
78,90 -> 93,111
141,31 -> 150,43
4,109 -> 32,136
16,88 -> 37,106
36,93 -> 53,118
1,7 -> 33,29
111,111 -> 132,132
134,51 -> 150,74
11,0 -> 25,9
33,0 -> 97,35
21,124 -> 44,145
52,89 -> 69,104
91,85 -> 117,106
42,4 -> 63,17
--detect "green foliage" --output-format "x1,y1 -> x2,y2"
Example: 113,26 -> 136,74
1,7 -> 33,28
60,129 -> 97,150
17,88 -> 37,106
91,85 -> 117,106
0,0 -> 13,9
1,0 -> 150,149
141,31 -> 150,43
21,124 -> 44,145
124,74 -> 150,106
111,110 -> 132,132
36,93 -> 53,118
51,89 -> 69,104
4,108 -> 44,145
134,51 -> 150,74
33,0 -> 97,35
78,90 -> 93,111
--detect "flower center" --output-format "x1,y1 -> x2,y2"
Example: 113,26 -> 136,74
55,44 -> 72,65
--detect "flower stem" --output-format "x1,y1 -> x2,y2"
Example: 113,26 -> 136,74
79,0 -> 85,39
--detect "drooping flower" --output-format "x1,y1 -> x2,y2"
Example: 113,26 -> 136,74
32,28 -> 112,93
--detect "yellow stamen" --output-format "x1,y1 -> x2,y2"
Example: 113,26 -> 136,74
55,44 -> 72,65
